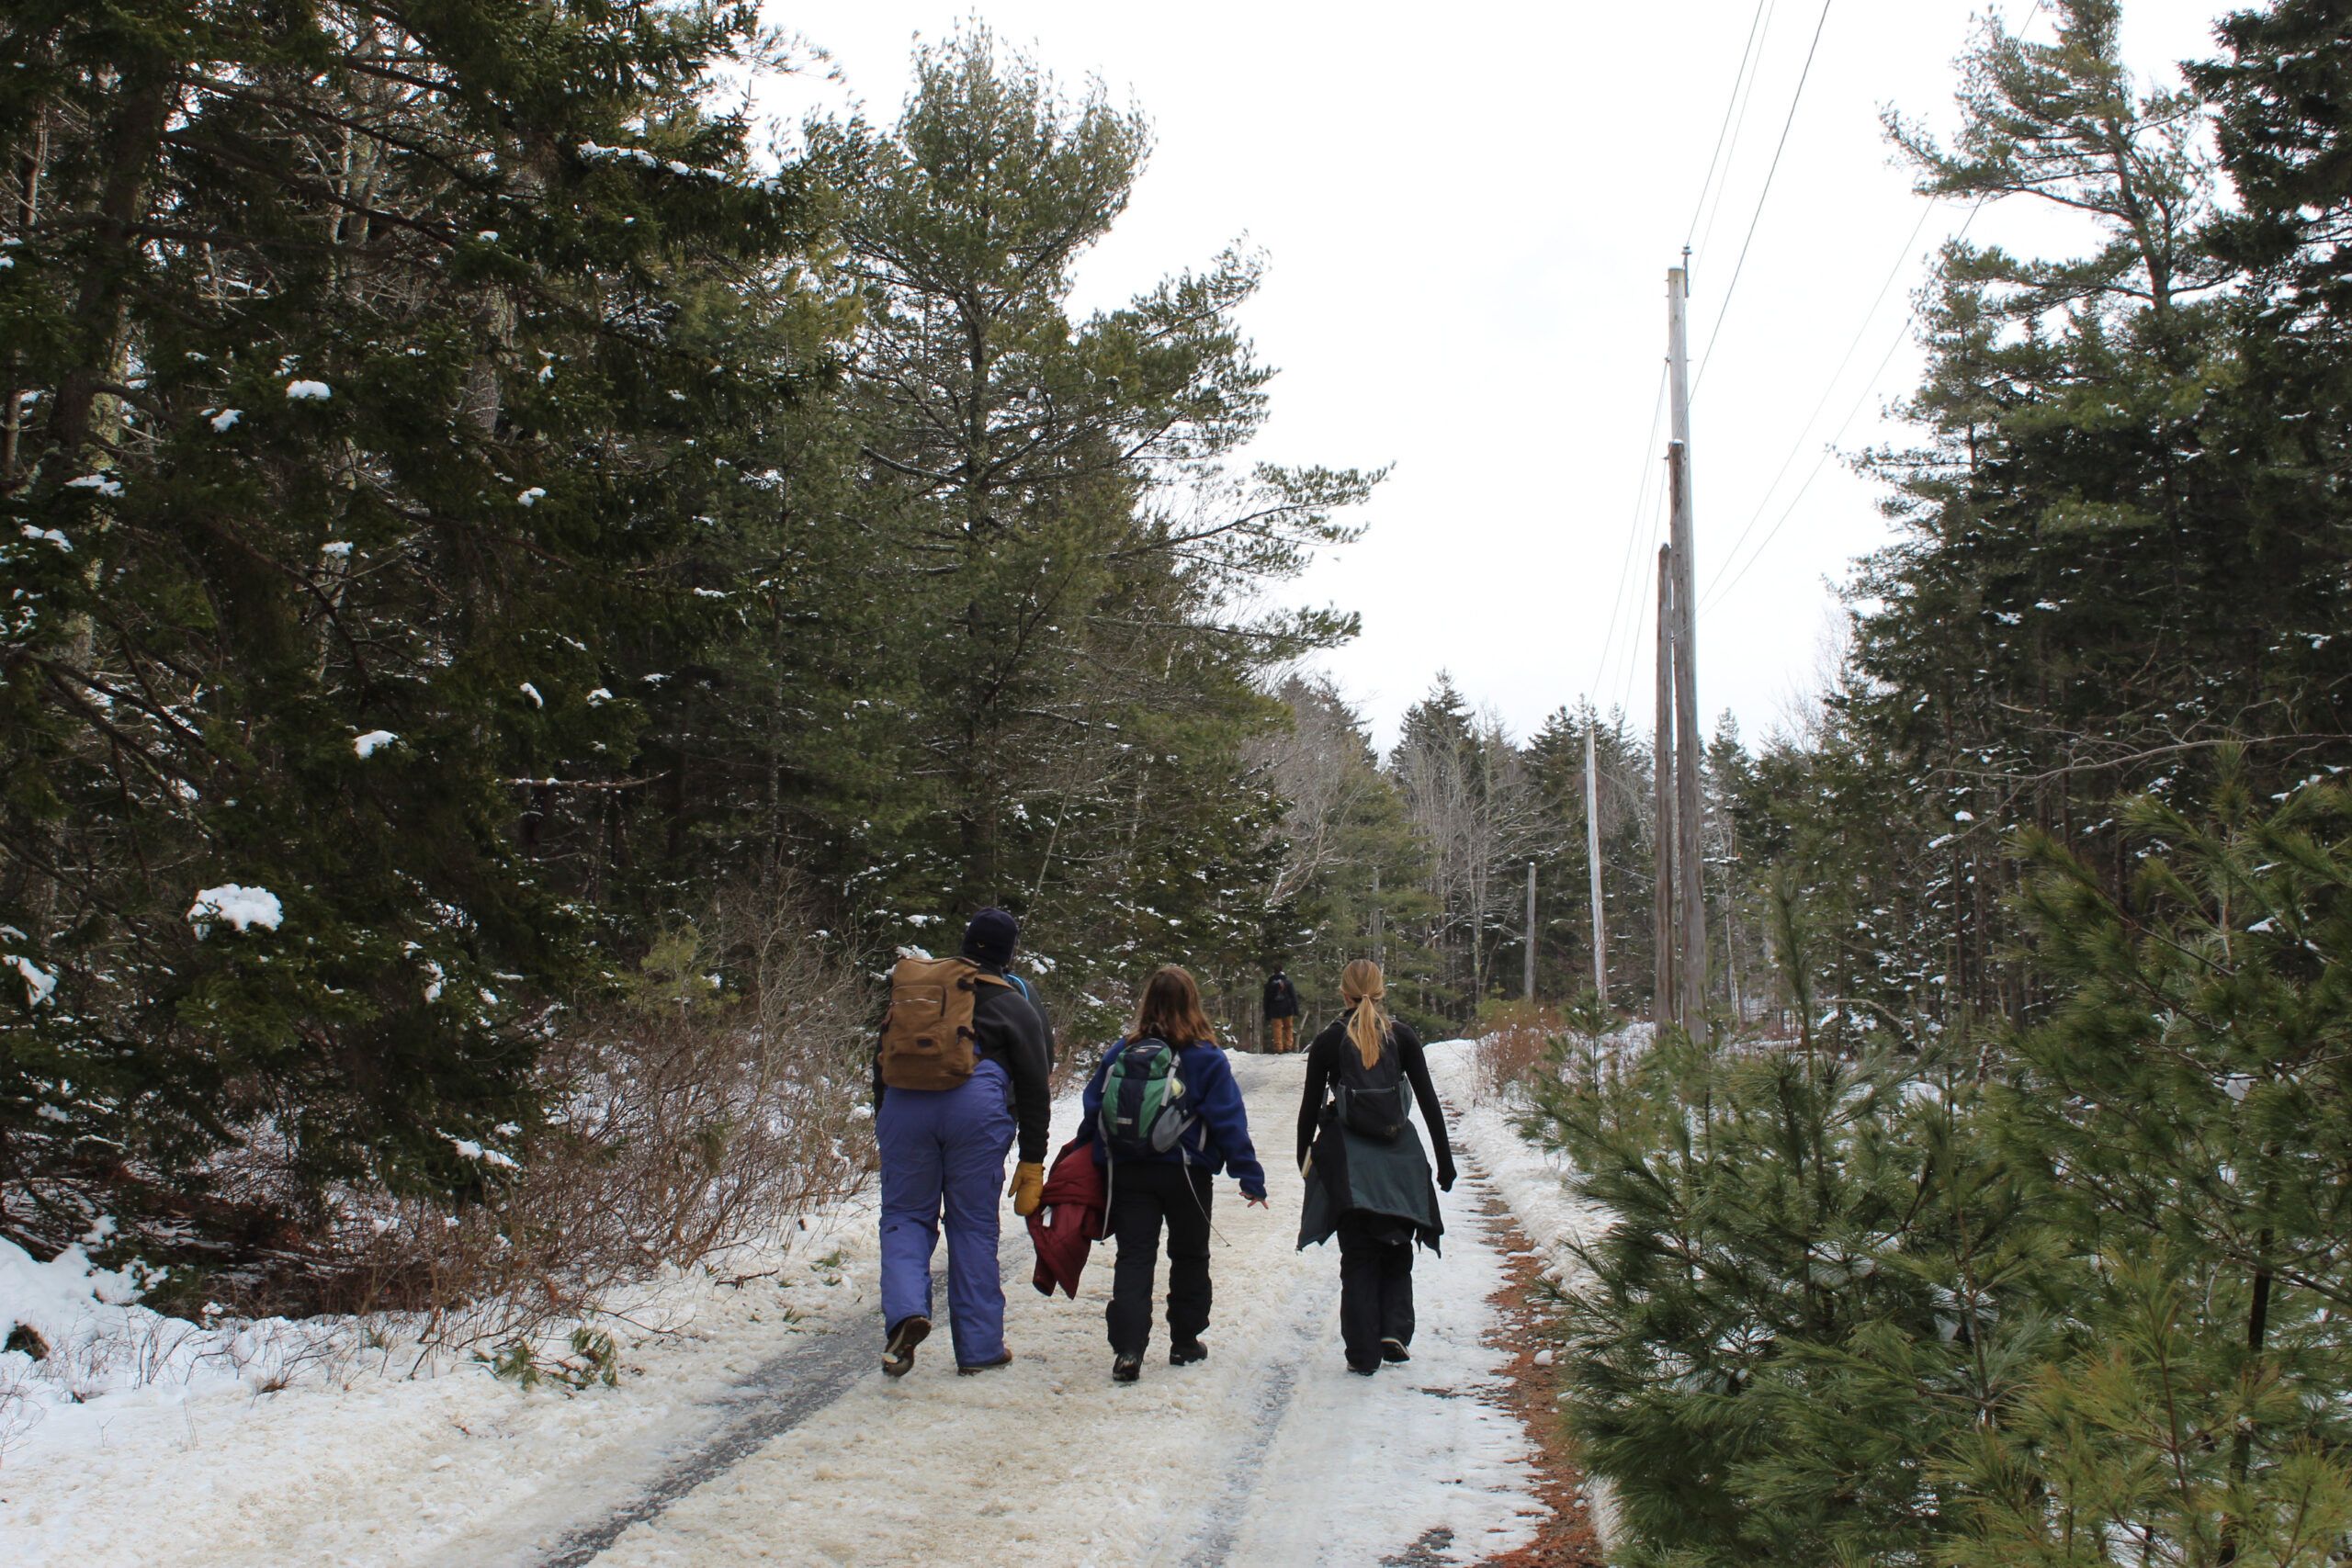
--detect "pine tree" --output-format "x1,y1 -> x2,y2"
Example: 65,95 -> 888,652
1538,1004 -> 2018,1563
1521,702 -> 1655,1014
0,0 -> 823,1260
1390,677 -> 1555,1021
799,27 -> 1377,1031
1955,767 -> 2352,1565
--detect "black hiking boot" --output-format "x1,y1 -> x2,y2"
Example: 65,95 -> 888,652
1170,1339 -> 1207,1367
1346,1357 -> 1380,1376
1113,1353 -> 1142,1383
881,1314 -> 930,1378
957,1349 -> 1012,1376
1380,1337 -> 1410,1364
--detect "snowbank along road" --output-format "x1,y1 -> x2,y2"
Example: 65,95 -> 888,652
7,1047 -> 1561,1566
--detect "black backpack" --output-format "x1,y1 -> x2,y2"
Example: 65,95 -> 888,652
1332,1031 -> 1408,1143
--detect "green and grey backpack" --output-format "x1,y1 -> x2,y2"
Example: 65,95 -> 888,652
1101,1036 -> 1193,1157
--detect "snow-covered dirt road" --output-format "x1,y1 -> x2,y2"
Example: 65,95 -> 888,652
554,1053 -> 1544,1567
6,1047 -> 1567,1567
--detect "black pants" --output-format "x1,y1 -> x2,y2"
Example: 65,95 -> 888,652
1106,1161 -> 1213,1356
1338,1215 -> 1416,1368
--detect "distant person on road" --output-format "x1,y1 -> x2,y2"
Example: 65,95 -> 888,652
872,908 -> 1052,1378
1295,958 -> 1455,1375
1082,964 -> 1269,1383
1262,967 -> 1300,1053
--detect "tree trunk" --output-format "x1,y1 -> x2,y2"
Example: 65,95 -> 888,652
50,73 -> 173,464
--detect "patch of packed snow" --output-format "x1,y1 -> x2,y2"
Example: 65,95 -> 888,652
519,682 -> 544,708
517,487 -> 546,506
187,884 -> 283,937
19,525 -> 71,550
285,379 -> 332,400
353,730 -> 398,759
209,408 -> 242,433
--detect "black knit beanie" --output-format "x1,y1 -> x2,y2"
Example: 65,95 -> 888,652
961,907 -> 1019,968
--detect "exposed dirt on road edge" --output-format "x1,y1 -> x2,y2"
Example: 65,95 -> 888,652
1472,1186 -> 1607,1568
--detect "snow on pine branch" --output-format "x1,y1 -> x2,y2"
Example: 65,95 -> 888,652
187,886 -> 283,938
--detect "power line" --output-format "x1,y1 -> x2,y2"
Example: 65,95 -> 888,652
1613,482 -> 1672,718
1690,0 -> 1836,396
1589,362 -> 1671,695
1691,0 -> 1781,269
1599,430 -> 1674,700
1698,302 -> 1911,611
1696,197 -> 1942,604
1616,552 -> 1653,718
1606,468 -> 1668,707
1701,188 -> 2003,609
1683,0 -> 1776,255
1615,513 -> 1664,720
1585,0 -> 1784,715
1586,0 -> 1770,713
1695,0 -> 2049,610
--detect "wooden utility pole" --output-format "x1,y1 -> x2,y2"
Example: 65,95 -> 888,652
1584,724 -> 1607,1004
1667,263 -> 1708,1032
1653,543 -> 1676,1027
1523,860 -> 1537,1002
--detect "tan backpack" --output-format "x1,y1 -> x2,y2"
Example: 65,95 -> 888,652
877,955 -> 1012,1091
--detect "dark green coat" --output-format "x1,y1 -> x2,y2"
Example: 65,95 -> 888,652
1295,1015 -> 1454,1253
1298,1113 -> 1443,1252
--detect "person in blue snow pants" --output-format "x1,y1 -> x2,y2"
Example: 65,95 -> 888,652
877,1060 -> 1018,1366
872,908 -> 1054,1378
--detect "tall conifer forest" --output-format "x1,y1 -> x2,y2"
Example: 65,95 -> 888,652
6,0 -> 2352,1557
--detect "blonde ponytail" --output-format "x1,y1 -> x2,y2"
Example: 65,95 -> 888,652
1340,958 -> 1389,1070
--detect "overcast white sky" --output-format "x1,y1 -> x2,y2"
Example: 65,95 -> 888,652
762,0 -> 2234,751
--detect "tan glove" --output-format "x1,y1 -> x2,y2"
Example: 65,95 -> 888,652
1010,1160 -> 1046,1218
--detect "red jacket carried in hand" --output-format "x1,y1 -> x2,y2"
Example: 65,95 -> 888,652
1027,1129 -> 1106,1298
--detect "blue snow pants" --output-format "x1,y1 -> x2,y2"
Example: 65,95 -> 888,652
876,1058 -> 1016,1368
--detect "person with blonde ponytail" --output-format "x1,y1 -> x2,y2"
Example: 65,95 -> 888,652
1295,959 -> 1456,1375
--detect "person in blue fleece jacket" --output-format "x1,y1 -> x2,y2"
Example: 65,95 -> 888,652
1081,964 -> 1267,1383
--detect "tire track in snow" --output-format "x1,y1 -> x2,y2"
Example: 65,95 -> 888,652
537,1249 -> 1026,1566
536,1303 -> 880,1567
1169,1250 -> 1339,1568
